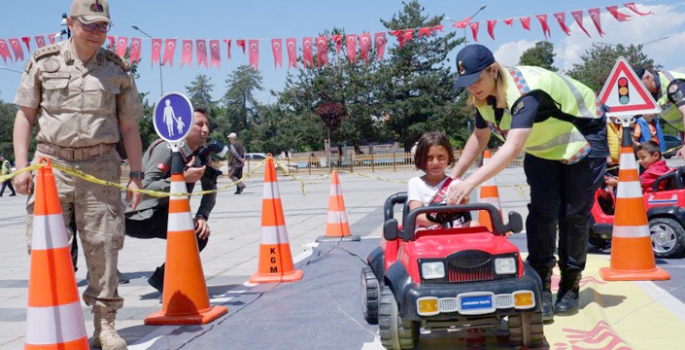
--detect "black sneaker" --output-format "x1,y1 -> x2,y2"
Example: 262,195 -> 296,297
148,267 -> 164,294
9,193 -> 16,196
236,186 -> 245,194
554,289 -> 579,316
117,269 -> 130,284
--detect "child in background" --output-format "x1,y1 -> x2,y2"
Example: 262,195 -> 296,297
407,131 -> 469,228
637,140 -> 673,192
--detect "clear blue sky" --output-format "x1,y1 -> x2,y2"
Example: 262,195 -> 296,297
1,0 -> 683,105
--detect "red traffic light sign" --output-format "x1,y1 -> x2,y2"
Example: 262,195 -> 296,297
598,56 -> 661,117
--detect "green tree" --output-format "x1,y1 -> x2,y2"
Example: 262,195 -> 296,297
223,65 -> 264,134
519,41 -> 558,71
377,0 -> 463,150
566,43 -> 656,93
185,74 -> 216,109
0,101 -> 19,158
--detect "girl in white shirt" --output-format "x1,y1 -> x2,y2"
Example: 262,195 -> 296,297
407,131 -> 466,228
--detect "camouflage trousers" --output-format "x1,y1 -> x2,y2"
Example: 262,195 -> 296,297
25,149 -> 125,310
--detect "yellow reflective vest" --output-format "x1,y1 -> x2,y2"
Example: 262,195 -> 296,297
656,71 -> 685,132
477,66 -> 602,163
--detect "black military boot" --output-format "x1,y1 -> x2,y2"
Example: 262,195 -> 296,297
147,266 -> 165,294
555,272 -> 581,316
532,265 -> 554,322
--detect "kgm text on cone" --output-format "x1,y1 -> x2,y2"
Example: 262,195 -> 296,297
145,151 -> 227,325
250,156 -> 303,283
25,158 -> 89,350
478,150 -> 502,232
599,138 -> 670,281
317,170 -> 360,242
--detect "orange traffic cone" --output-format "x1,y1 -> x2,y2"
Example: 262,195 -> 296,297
599,138 -> 670,281
249,156 -> 303,283
25,158 -> 89,350
145,152 -> 227,325
316,171 -> 360,242
478,150 -> 502,232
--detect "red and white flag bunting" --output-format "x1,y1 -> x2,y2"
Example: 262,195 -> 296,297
196,39 -> 208,68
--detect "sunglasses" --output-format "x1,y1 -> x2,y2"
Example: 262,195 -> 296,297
75,18 -> 111,33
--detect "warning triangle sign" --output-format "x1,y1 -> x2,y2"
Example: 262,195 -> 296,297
598,56 -> 661,117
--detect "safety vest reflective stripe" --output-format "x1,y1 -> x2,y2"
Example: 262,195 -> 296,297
31,214 -> 69,250
557,74 -> 595,119
523,132 -> 588,152
658,71 -> 685,131
25,301 -> 87,345
261,225 -> 290,244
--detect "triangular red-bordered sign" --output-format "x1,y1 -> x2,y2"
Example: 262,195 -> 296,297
598,56 -> 661,117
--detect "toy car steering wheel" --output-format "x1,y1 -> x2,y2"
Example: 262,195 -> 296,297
426,203 -> 470,228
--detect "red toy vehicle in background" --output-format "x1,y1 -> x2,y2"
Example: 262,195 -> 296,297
589,167 -> 685,258
361,192 -> 545,349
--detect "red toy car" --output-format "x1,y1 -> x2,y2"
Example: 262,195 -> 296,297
361,192 -> 545,349
590,167 -> 685,258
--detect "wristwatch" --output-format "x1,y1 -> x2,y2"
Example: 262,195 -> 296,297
129,171 -> 145,179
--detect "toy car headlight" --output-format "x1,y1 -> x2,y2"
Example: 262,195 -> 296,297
421,262 -> 445,279
494,257 -> 517,275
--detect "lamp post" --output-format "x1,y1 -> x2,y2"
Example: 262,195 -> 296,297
464,5 -> 486,46
60,12 -> 71,39
595,35 -> 671,48
132,24 -> 164,96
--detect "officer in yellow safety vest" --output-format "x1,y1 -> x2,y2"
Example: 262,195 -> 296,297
631,66 -> 685,158
446,45 -> 608,322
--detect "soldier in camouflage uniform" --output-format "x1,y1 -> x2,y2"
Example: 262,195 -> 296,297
12,1 -> 143,349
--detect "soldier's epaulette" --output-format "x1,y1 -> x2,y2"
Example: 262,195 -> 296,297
32,44 -> 60,61
104,50 -> 130,72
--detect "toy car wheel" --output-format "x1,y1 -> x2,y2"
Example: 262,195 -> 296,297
508,312 -> 545,347
361,266 -> 380,324
379,286 -> 419,350
649,217 -> 685,258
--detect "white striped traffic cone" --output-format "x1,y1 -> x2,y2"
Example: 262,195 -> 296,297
478,150 -> 502,232
317,171 -> 360,242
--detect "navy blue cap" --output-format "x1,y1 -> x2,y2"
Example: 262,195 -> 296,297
631,65 -> 646,79
454,44 -> 495,88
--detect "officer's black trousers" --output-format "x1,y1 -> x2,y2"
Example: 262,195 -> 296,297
524,155 -> 606,274
126,208 -> 209,252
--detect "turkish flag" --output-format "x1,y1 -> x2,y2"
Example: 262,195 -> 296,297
129,37 -> 142,64
588,8 -> 606,36
8,38 -> 23,61
21,37 -> 31,53
316,36 -> 328,67
209,39 -> 221,69
536,14 -> 551,39
571,10 -> 592,38
469,22 -> 480,42
237,39 -> 246,54
196,39 -> 208,68
48,35 -> 55,45
503,18 -> 514,26
624,2 -> 651,16
403,29 -> 413,44
374,32 -> 386,61
345,35 -> 357,63
606,5 -> 631,21
115,36 -> 128,59
487,20 -> 497,40
34,35 -> 46,49
452,16 -> 471,29
223,39 -> 232,60
432,25 -> 444,34
554,13 -> 572,36
418,27 -> 431,38
389,30 -> 404,48
162,38 -> 177,67
520,17 -> 532,31
151,38 -> 162,66
303,37 -> 314,68
331,35 -> 342,55
271,38 -> 283,69
248,39 -> 259,69
0,39 -> 11,63
107,36 -> 115,49
359,33 -> 371,62
181,39 -> 193,67
286,38 -> 297,69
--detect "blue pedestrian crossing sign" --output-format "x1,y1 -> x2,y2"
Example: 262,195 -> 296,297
153,92 -> 194,143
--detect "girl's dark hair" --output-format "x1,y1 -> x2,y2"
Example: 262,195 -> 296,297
637,140 -> 661,156
414,131 -> 455,171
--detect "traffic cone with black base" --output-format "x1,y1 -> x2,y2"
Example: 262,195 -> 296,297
478,150 -> 502,231
599,126 -> 670,281
145,151 -> 227,325
249,156 -> 303,283
316,170 -> 360,242
25,158 -> 89,350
